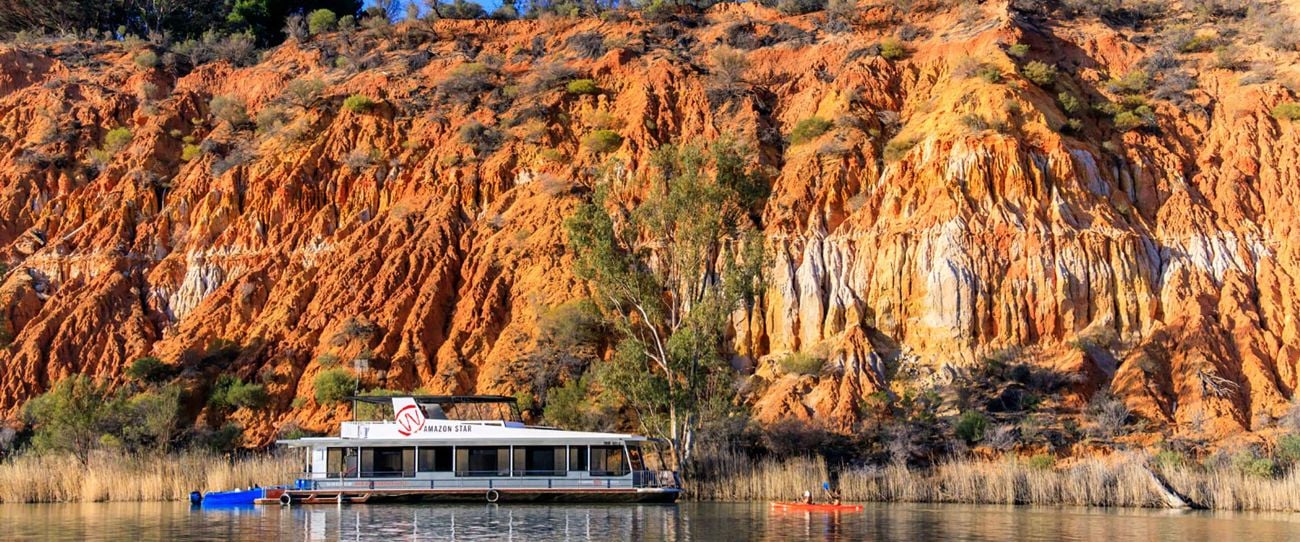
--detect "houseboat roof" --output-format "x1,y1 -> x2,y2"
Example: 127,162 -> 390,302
277,395 -> 646,447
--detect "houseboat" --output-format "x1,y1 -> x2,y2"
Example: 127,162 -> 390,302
268,395 -> 680,504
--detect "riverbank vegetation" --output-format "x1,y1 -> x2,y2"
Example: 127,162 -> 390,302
0,451 -> 296,503
687,449 -> 1300,512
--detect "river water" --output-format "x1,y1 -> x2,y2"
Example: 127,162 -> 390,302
1,501 -> 1297,541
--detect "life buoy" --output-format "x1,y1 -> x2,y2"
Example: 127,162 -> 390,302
278,493 -> 291,506
485,489 -> 500,503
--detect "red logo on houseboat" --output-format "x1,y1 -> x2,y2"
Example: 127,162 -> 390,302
395,404 -> 426,436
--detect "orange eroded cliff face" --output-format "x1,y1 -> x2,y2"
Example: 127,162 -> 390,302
1,2 -> 1298,446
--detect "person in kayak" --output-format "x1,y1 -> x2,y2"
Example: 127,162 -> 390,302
801,490 -> 813,504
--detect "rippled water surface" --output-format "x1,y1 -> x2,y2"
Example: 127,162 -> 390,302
2,501 -> 1298,541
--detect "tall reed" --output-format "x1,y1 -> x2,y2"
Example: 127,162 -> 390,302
0,451 -> 299,503
687,449 -> 1300,512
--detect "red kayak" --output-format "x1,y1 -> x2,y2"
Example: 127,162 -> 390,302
770,501 -> 864,512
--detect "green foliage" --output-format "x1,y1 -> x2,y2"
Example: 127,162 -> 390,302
880,38 -> 907,61
1276,433 -> 1300,466
1020,60 -> 1058,86
1271,103 -> 1300,121
285,77 -> 326,108
1154,449 -> 1187,469
954,410 -> 988,444
976,64 -> 1003,84
125,356 -> 170,383
103,127 -> 133,154
565,139 -> 768,470
775,0 -> 826,15
1114,106 -> 1156,131
208,375 -> 268,410
788,117 -> 833,145
182,144 -> 202,161
22,377 -> 118,458
209,95 -> 249,126
1058,92 -> 1082,115
543,375 -> 610,431
342,94 -> 377,113
1232,450 -> 1277,478
883,135 -> 919,161
1007,43 -> 1030,58
314,368 -> 357,404
778,352 -> 825,376
429,0 -> 486,19
1026,453 -> 1055,470
307,9 -> 337,35
582,129 -> 623,153
133,50 -> 159,69
566,79 -> 601,95
196,423 -> 243,453
22,377 -> 184,457
1107,70 -> 1150,94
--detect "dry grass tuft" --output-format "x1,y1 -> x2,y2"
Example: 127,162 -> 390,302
0,451 -> 297,503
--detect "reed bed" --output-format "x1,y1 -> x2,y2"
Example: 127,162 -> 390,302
688,449 -> 1300,511
0,451 -> 298,503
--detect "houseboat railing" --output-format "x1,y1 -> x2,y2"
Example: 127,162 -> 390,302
296,470 -> 679,491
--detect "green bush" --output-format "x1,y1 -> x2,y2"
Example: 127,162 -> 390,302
1058,92 -> 1082,114
1232,451 -> 1277,478
1277,433 -> 1300,465
1108,70 -> 1150,94
103,127 -> 133,154
1271,102 -> 1300,121
125,356 -> 169,383
209,95 -> 249,126
1154,449 -> 1187,469
1021,60 -> 1058,86
342,94 -> 377,113
788,117 -> 833,145
133,50 -> 158,69
582,129 -> 623,153
778,352 -> 825,376
566,79 -> 601,95
1007,43 -> 1030,58
181,144 -> 202,161
307,9 -> 338,36
880,38 -> 907,61
314,368 -> 357,404
208,375 -> 267,410
954,410 -> 988,444
977,64 -> 1003,84
1026,453 -> 1055,470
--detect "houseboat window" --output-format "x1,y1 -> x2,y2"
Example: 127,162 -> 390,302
590,445 -> 629,476
417,446 -> 453,472
628,444 -> 644,471
455,446 -> 510,477
569,446 -> 588,472
327,447 -> 358,478
513,446 -> 566,476
361,447 -> 415,477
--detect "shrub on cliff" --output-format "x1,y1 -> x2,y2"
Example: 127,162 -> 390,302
440,62 -> 497,100
342,94 -> 377,113
285,77 -> 326,109
778,352 -> 825,376
209,95 -> 250,127
566,79 -> 601,95
954,410 -> 988,444
314,368 -> 357,404
1021,60 -> 1058,86
774,0 -> 827,16
133,50 -> 159,70
582,130 -> 622,153
103,127 -> 133,154
307,9 -> 338,35
880,38 -> 908,60
125,357 -> 170,384
789,117 -> 832,145
208,375 -> 268,410
1271,103 -> 1300,121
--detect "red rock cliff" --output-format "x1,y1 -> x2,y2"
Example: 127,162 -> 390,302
1,1 -> 1299,446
